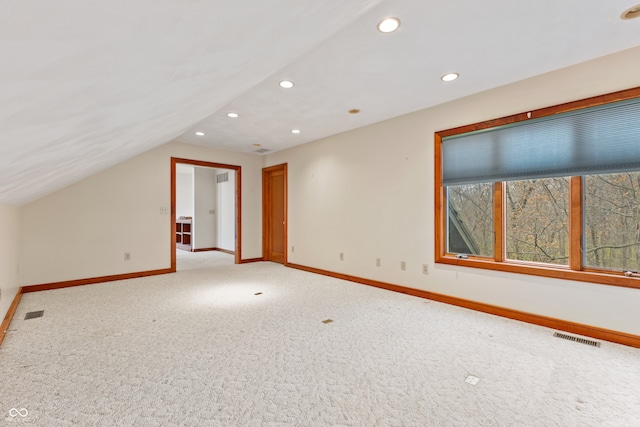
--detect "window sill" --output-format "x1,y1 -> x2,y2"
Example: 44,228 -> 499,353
436,255 -> 640,290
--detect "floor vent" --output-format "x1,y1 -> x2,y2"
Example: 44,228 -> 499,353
24,310 -> 44,320
554,332 -> 601,347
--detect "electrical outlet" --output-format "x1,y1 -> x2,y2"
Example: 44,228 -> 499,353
422,264 -> 428,274
340,252 -> 344,261
376,258 -> 381,267
401,261 -> 406,271
160,207 -> 169,214
124,252 -> 131,261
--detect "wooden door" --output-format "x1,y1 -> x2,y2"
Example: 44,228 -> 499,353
263,164 -> 287,263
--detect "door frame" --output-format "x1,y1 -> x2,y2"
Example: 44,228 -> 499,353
262,163 -> 288,264
171,157 -> 242,270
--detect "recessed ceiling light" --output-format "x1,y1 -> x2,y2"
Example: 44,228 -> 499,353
291,129 -> 301,134
279,80 -> 294,89
621,4 -> 640,19
348,109 -> 361,114
253,143 -> 262,147
195,131 -> 205,136
441,73 -> 459,82
377,17 -> 400,33
227,112 -> 239,118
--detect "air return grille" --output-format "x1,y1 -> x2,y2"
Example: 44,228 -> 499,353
554,332 -> 601,347
216,172 -> 229,184
24,310 -> 44,320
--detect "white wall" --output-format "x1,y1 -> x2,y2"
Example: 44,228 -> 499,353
217,170 -> 236,251
0,204 -> 21,324
20,141 -> 263,286
264,46 -> 640,335
176,168 -> 194,218
193,167 -> 217,250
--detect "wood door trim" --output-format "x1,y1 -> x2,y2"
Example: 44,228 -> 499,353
262,164 -> 288,263
171,158 -> 242,269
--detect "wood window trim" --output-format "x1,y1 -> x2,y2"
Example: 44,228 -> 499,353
569,176 -> 583,271
435,86 -> 640,290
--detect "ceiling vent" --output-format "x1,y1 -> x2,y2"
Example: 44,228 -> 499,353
254,148 -> 270,154
216,172 -> 229,184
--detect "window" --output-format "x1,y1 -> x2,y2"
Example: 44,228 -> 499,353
435,87 -> 640,288
506,178 -> 569,266
447,183 -> 494,257
585,171 -> 640,272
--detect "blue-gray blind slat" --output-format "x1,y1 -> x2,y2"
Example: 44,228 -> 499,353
441,98 -> 640,185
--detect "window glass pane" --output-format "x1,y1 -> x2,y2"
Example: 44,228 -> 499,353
447,183 -> 494,257
585,172 -> 640,272
506,178 -> 569,265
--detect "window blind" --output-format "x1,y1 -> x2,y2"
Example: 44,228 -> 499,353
441,98 -> 640,185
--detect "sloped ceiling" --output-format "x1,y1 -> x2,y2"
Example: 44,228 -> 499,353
1,0 -> 639,206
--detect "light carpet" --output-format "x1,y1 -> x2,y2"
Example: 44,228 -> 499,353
1,251 -> 639,426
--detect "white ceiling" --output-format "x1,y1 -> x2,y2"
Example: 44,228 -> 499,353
1,0 -> 639,205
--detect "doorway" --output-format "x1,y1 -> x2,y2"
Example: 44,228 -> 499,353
262,164 -> 287,264
171,157 -> 242,270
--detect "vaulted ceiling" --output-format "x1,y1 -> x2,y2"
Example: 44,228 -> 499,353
2,0 -> 639,205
